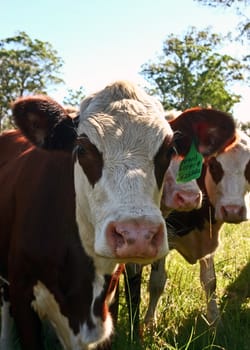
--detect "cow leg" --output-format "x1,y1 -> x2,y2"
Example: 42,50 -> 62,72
124,263 -> 143,341
10,286 -> 44,350
199,255 -> 219,325
0,286 -> 16,350
144,257 -> 167,328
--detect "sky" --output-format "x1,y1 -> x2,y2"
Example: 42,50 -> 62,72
1,0 -> 249,122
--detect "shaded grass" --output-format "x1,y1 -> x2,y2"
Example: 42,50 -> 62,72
2,222 -> 249,349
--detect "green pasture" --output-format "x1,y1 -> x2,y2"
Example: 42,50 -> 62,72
113,221 -> 250,350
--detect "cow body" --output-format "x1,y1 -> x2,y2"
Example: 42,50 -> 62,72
0,81 -> 236,349
126,130 -> 250,334
0,132 -> 114,349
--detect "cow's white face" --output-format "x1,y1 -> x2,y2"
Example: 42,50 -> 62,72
161,156 -> 202,217
74,92 -> 173,266
205,131 -> 250,222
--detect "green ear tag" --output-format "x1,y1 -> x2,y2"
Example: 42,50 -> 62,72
176,141 -> 203,183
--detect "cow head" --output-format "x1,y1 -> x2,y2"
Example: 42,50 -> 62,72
205,130 -> 250,223
11,82 -> 236,269
161,156 -> 202,218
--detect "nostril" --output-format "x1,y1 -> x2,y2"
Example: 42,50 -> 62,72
151,226 -> 164,247
151,232 -> 160,247
108,225 -> 137,248
175,193 -> 185,206
112,230 -> 126,248
196,193 -> 202,201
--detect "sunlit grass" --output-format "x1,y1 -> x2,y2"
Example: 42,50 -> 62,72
113,222 -> 250,350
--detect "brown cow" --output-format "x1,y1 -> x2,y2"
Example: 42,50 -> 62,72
0,81 -> 236,349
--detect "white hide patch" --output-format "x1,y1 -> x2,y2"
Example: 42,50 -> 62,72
32,281 -> 113,350
79,274 -> 113,348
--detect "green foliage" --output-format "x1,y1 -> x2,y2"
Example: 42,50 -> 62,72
195,0 -> 250,7
239,121 -> 250,136
63,86 -> 86,108
140,27 -> 247,112
195,0 -> 250,41
0,31 -> 64,128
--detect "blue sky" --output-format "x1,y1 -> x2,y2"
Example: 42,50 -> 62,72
1,0 -> 249,121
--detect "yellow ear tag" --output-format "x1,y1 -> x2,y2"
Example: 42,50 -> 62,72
176,141 -> 203,183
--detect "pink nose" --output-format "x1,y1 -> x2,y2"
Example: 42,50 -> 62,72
173,191 -> 202,211
106,219 -> 164,260
221,205 -> 246,223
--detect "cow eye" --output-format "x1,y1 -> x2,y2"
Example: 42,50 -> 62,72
75,134 -> 90,157
77,144 -> 85,156
167,138 -> 178,159
167,145 -> 176,159
208,156 -> 224,183
209,157 -> 219,173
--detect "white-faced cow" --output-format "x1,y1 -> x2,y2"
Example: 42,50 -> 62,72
0,81 -> 236,350
124,154 -> 203,335
125,129 -> 250,336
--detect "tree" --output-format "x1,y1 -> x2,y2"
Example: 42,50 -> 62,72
0,31 -> 64,129
195,0 -> 250,40
239,121 -> 250,136
140,27 -> 248,112
63,86 -> 86,108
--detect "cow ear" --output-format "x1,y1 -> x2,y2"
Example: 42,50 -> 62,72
169,108 -> 236,157
11,95 -> 78,151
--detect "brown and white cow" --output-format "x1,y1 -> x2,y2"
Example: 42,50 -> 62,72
124,154 -> 203,336
125,129 -> 250,335
0,81 -> 236,350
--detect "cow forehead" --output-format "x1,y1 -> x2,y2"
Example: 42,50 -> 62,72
77,81 -> 173,159
77,110 -> 173,159
217,137 -> 250,172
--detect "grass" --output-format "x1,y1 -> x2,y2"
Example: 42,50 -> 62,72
2,222 -> 249,349
112,221 -> 250,350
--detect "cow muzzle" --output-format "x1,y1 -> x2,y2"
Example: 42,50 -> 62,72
106,218 -> 165,262
172,190 -> 202,211
220,205 -> 246,223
